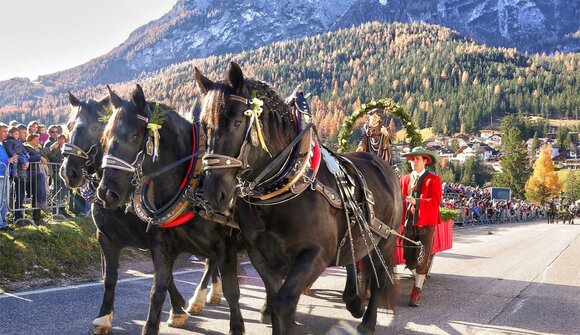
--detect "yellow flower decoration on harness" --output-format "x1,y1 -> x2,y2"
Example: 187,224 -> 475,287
245,95 -> 271,157
147,123 -> 162,162
145,102 -> 168,162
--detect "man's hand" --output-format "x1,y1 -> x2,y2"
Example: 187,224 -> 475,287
22,162 -> 29,170
405,195 -> 417,205
381,126 -> 390,137
50,142 -> 60,151
40,157 -> 48,164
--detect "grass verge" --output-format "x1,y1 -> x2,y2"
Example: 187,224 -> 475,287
0,217 -> 100,292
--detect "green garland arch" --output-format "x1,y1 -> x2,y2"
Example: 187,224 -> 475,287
337,98 -> 423,153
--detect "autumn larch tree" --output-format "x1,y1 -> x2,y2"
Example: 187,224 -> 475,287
525,144 -> 562,205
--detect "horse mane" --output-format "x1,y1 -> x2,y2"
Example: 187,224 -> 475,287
101,100 -> 192,151
201,78 -> 295,150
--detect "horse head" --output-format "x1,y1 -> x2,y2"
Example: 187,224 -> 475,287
97,84 -> 193,211
97,85 -> 152,209
195,62 -> 295,212
60,91 -> 108,188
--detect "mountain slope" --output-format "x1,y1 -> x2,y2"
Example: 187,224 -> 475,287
2,22 -> 577,144
5,0 -> 576,93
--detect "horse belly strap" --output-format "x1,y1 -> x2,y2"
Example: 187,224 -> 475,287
312,181 -> 342,209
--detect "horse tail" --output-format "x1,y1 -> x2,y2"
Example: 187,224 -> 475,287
358,237 -> 399,310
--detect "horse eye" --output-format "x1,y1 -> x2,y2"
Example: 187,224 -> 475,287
234,120 -> 242,127
131,134 -> 139,141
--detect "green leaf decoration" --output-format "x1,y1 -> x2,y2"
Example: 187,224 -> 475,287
440,207 -> 460,221
149,102 -> 168,127
98,105 -> 114,123
337,98 -> 423,153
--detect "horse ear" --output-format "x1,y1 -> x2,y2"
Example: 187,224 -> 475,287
107,85 -> 123,108
194,67 -> 214,94
131,84 -> 147,114
68,91 -> 81,107
227,62 -> 244,94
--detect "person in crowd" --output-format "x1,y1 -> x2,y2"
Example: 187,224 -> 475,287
9,120 -> 19,128
0,123 -> 18,231
4,127 -> 29,178
356,107 -> 396,165
27,120 -> 39,136
44,125 -> 59,146
24,133 -> 50,224
38,124 -> 49,145
44,132 -> 68,216
17,124 -> 27,142
10,124 -> 30,225
399,146 -> 442,307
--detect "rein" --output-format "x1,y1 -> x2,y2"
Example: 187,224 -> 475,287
202,93 -> 319,203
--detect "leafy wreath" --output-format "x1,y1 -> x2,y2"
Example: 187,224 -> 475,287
337,98 -> 422,153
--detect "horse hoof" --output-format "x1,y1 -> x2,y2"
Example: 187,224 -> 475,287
90,325 -> 111,334
167,312 -> 188,328
260,312 -> 272,325
186,303 -> 204,315
91,313 -> 113,334
357,324 -> 374,335
208,295 -> 221,305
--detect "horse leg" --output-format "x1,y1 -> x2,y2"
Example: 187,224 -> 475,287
91,235 -> 120,335
357,275 -> 379,335
217,238 -> 245,335
246,247 -> 283,326
208,260 -> 223,305
357,246 -> 396,335
186,257 -> 214,314
270,247 -> 324,335
141,247 -> 176,335
167,273 -> 188,328
343,264 -> 365,318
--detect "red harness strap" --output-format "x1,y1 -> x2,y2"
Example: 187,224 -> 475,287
160,123 -> 198,229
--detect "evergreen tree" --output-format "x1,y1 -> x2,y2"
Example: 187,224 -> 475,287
564,170 -> 580,202
436,158 -> 456,183
525,145 -> 562,205
493,126 -> 529,198
461,156 -> 477,186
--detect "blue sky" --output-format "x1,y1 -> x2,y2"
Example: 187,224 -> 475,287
0,0 -> 177,81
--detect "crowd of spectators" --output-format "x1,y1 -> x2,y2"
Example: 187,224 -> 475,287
442,183 -> 545,225
0,120 -> 90,231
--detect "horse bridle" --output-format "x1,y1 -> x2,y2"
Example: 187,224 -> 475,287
62,142 -> 99,169
202,94 -> 251,175
101,112 -> 149,186
202,94 -> 312,197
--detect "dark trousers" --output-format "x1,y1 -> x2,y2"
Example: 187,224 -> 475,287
11,177 -> 26,220
403,225 -> 435,275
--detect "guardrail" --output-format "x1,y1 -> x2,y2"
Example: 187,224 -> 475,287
4,161 -> 69,226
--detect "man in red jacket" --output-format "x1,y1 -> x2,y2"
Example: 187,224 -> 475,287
400,147 -> 442,307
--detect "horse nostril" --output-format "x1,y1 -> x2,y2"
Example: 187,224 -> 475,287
105,189 -> 120,205
218,191 -> 227,207
70,169 -> 79,181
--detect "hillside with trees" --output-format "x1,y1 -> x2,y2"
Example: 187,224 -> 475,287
1,22 -> 578,146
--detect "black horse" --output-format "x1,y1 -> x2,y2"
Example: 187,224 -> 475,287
545,201 -> 557,224
94,85 -> 246,335
195,62 -> 401,335
60,92 -> 236,335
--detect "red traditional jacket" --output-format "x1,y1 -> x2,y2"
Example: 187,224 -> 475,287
400,171 -> 442,227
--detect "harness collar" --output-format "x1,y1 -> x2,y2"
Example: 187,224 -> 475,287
202,92 -> 321,204
132,122 -> 206,228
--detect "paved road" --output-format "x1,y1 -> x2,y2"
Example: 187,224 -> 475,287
1,221 -> 579,334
